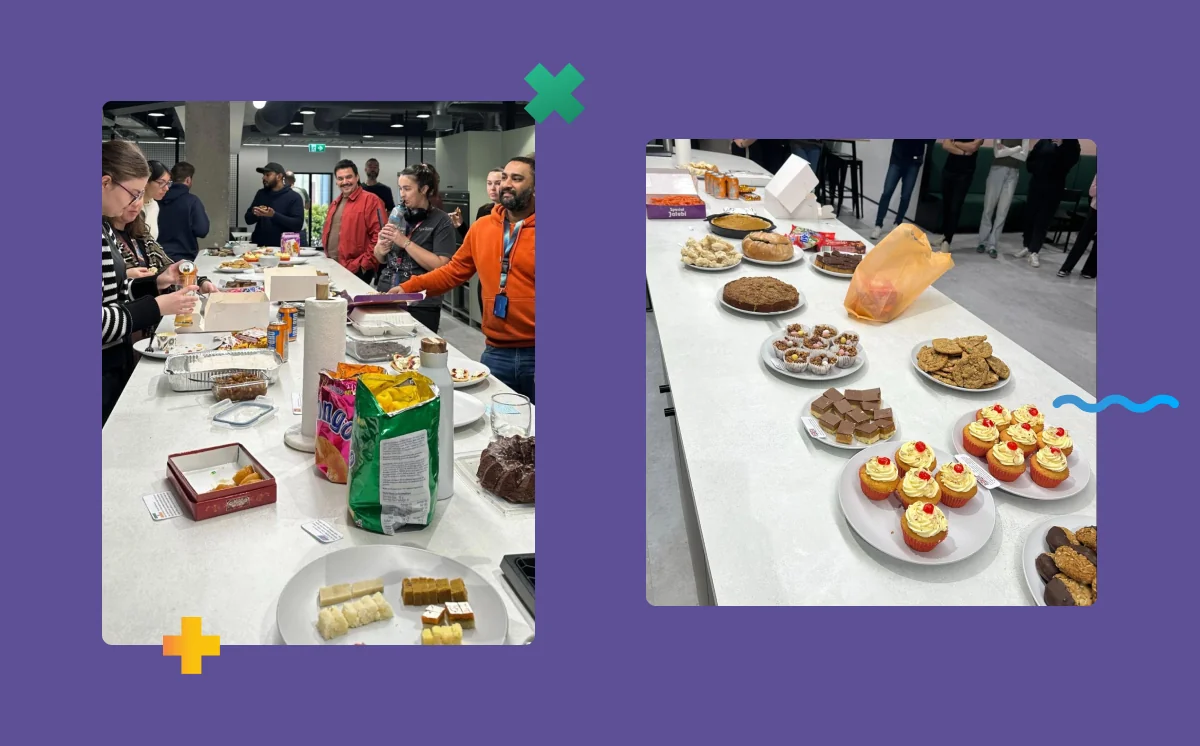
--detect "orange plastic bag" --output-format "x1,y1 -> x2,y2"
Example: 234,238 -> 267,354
843,225 -> 953,323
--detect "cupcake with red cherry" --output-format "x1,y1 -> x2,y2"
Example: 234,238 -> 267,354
935,462 -> 978,508
898,466 -> 941,509
977,403 -> 1012,428
1030,445 -> 1071,488
962,417 -> 1000,457
1000,422 -> 1039,456
858,455 -> 900,501
1037,425 -> 1074,458
901,501 -> 948,553
894,440 -> 936,476
986,440 -> 1026,482
1011,404 -> 1045,433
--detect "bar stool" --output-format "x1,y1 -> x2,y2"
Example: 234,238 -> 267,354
823,153 -> 864,220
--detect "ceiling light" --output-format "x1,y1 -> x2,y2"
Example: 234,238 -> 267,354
253,101 -> 267,109
416,113 -> 430,119
390,114 -> 405,128
156,125 -> 171,130
299,109 -> 315,115
280,133 -> 291,137
164,136 -> 177,141
362,134 -> 374,138
148,112 -> 165,118
291,121 -> 303,126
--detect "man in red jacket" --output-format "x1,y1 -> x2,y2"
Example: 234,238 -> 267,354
321,160 -> 384,282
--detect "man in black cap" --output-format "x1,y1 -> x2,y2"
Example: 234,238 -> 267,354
245,162 -> 304,248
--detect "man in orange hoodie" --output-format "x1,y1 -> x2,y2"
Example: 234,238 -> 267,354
389,156 -> 535,402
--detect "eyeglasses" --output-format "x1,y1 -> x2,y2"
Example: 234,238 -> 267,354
108,177 -> 145,207
153,177 -> 171,188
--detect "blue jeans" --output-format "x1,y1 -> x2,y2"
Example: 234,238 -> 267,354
481,346 -> 535,405
791,143 -> 823,176
875,161 -> 921,228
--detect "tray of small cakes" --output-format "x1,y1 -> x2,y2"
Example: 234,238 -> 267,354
761,325 -> 864,381
799,387 -> 896,451
950,403 -> 1091,501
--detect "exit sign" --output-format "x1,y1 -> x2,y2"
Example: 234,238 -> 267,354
308,143 -> 326,153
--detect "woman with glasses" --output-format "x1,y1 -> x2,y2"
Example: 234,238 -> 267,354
102,140 -> 199,423
142,160 -> 170,241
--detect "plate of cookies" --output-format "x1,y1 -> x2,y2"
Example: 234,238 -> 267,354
837,441 -> 996,565
718,277 -> 805,316
911,336 -> 1012,391
950,407 -> 1092,500
799,387 -> 896,450
761,327 -> 864,381
1021,515 -> 1097,606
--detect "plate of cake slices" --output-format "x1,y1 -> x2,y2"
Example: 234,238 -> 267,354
761,327 -> 864,381
276,544 -> 509,645
810,250 -> 862,278
837,442 -> 997,566
799,387 -> 896,451
1021,514 -> 1097,606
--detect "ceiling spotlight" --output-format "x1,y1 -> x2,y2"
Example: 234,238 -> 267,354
299,109 -> 315,115
291,121 -> 303,126
416,113 -> 430,119
280,132 -> 291,137
156,124 -> 171,130
148,112 -> 165,118
390,114 -> 405,128
164,136 -> 178,141
362,134 -> 374,138
252,101 -> 267,109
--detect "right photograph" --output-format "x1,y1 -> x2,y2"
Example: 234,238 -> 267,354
646,139 -> 1097,606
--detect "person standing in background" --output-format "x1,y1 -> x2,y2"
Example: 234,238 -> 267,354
935,139 -> 982,251
156,161 -> 210,262
322,159 -> 384,283
284,171 -> 310,245
869,139 -> 934,240
361,158 -> 396,214
1017,138 -> 1081,268
246,163 -> 305,248
976,139 -> 1029,257
142,160 -> 170,241
1059,176 -> 1097,279
731,139 -> 791,175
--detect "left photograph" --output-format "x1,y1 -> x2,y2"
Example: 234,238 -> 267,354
102,101 -> 536,645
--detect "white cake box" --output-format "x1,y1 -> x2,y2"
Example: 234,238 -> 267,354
202,293 -> 272,333
265,267 -> 320,302
764,154 -> 834,220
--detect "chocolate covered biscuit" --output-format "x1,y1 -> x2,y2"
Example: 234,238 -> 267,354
1035,553 -> 1059,584
1045,574 -> 1093,606
1046,526 -> 1078,552
1054,544 -> 1097,584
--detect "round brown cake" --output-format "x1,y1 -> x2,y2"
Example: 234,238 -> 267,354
476,435 -> 535,504
722,277 -> 799,313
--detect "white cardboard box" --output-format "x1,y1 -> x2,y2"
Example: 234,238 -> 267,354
202,293 -> 272,332
265,267 -> 319,302
766,154 -> 821,215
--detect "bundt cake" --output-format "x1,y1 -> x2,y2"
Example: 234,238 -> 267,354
476,436 -> 535,504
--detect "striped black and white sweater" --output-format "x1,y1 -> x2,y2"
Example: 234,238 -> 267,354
102,223 -> 161,347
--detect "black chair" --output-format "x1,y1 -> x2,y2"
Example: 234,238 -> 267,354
1050,189 -> 1085,250
822,151 -> 864,220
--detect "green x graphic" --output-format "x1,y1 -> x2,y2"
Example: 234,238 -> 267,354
524,64 -> 584,123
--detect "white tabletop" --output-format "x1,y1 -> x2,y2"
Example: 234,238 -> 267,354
102,253 -> 534,643
647,150 -> 1096,605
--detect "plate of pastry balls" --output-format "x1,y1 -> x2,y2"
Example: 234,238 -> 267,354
1021,514 -> 1097,606
837,441 -> 996,565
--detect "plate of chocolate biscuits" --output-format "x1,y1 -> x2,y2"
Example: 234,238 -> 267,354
800,387 -> 897,451
1021,514 -> 1097,606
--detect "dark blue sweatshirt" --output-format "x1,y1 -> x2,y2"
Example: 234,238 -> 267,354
245,186 -> 305,247
158,183 -> 210,262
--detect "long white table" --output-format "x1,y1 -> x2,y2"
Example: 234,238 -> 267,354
102,253 -> 534,643
647,150 -> 1096,605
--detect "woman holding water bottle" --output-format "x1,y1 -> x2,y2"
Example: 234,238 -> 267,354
373,163 -> 457,332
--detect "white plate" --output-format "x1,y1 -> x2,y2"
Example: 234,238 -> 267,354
133,337 -> 168,360
949,410 -> 1092,501
799,393 -> 897,451
1020,513 -> 1096,606
216,266 -> 262,274
760,334 -> 865,382
450,362 -> 491,389
298,249 -> 322,257
810,258 -> 856,279
837,442 -> 997,565
278,257 -> 309,265
682,256 -> 742,271
275,545 -> 509,645
910,340 -> 1013,393
741,251 -> 804,267
454,391 -> 485,428
718,286 -> 806,316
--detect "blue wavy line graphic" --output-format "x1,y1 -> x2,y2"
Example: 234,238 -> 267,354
1053,394 -> 1179,413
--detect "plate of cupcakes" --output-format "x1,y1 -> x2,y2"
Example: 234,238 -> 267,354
950,403 -> 1092,501
837,440 -> 996,565
1021,514 -> 1097,606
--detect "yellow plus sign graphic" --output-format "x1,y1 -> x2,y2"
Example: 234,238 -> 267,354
163,617 -> 220,674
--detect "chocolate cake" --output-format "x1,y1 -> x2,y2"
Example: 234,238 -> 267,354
815,251 -> 863,274
721,277 -> 799,313
476,436 -> 535,504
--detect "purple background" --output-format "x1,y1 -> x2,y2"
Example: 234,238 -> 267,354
12,3 -> 1195,741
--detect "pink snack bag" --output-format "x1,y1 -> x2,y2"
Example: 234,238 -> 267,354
315,372 -> 356,483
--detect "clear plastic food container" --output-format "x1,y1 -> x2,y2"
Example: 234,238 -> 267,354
211,371 -> 270,402
345,329 -> 411,362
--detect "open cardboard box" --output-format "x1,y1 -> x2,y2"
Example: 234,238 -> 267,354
646,168 -> 706,220
166,443 -> 277,521
202,293 -> 272,332
265,266 -> 320,302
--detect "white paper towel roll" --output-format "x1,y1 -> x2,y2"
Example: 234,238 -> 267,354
284,296 -> 347,452
673,139 -> 692,169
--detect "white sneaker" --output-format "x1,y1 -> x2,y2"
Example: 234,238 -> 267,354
939,240 -> 950,252
869,226 -> 883,240
1015,248 -> 1030,258
1030,253 -> 1040,268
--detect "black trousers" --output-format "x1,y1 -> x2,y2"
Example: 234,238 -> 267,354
1060,207 -> 1097,276
406,304 -> 441,333
1023,178 -> 1063,254
941,170 -> 974,241
102,343 -> 135,425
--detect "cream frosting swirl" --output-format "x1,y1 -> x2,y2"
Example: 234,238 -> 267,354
990,441 -> 1025,466
1005,423 -> 1038,446
898,441 -> 935,469
901,468 -> 940,499
864,457 -> 898,482
1013,404 -> 1044,429
967,419 -> 999,441
904,502 -> 948,537
1035,446 -> 1069,472
980,404 -> 1011,426
1041,426 -> 1073,450
937,462 -> 977,493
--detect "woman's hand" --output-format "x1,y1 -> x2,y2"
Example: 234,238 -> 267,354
156,260 -> 187,289
450,207 -> 463,228
385,285 -> 404,295
127,267 -> 156,280
155,286 -> 200,316
379,223 -> 400,244
373,240 -> 391,262
200,280 -> 218,294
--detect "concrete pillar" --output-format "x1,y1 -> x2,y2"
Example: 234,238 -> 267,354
183,101 -> 231,246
